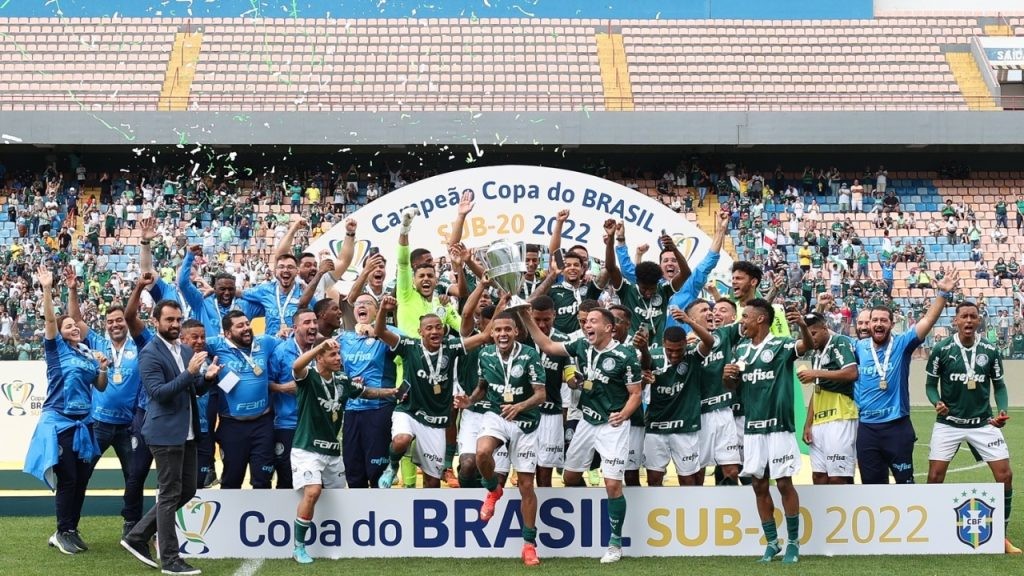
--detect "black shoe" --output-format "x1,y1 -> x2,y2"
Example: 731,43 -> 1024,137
161,559 -> 201,575
202,472 -> 219,488
48,531 -> 78,555
121,538 -> 159,569
67,530 -> 89,552
122,521 -> 138,540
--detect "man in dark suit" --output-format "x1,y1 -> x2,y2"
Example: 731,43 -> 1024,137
120,300 -> 220,576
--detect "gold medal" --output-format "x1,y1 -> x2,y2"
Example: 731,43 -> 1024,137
433,384 -> 442,395
815,384 -> 821,394
736,361 -> 747,372
879,378 -> 888,391
332,411 -> 339,423
503,391 -> 514,403
967,379 -> 977,390
582,380 -> 593,391
252,365 -> 263,376
112,371 -> 123,384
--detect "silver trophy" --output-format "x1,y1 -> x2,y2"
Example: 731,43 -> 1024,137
481,239 -> 529,310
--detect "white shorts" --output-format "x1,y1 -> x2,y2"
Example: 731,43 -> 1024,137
479,412 -> 538,474
740,432 -> 801,480
564,420 -> 630,481
644,432 -> 701,476
626,425 -> 645,471
734,415 -> 746,457
391,411 -> 446,479
699,409 -> 743,467
457,410 -> 509,471
536,413 -> 565,468
929,422 -> 1010,462
809,419 -> 858,476
291,447 -> 347,490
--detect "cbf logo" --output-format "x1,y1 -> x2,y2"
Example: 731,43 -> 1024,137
1,380 -> 35,416
954,493 -> 996,550
176,498 -> 222,554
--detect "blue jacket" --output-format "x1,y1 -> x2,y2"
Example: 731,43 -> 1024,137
139,337 -> 210,446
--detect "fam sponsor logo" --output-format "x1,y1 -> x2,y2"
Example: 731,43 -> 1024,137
176,498 -> 222,555
953,493 -> 996,550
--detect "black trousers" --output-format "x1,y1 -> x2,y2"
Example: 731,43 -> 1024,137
127,441 -> 198,566
55,425 -> 94,532
122,409 -> 152,523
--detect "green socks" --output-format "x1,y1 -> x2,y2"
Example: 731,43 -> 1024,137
1007,488 -> 1014,528
759,520 -> 781,562
444,444 -> 456,470
481,475 -> 499,492
294,517 -> 311,546
458,473 -> 482,488
388,447 -> 404,471
607,496 -> 627,547
522,526 -> 537,545
783,514 -> 800,563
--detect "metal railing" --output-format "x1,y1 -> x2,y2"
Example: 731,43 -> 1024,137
1,92 -> 1022,112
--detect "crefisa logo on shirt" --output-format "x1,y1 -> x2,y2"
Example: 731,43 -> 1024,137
953,493 -> 996,550
1,380 -> 42,416
176,498 -> 222,555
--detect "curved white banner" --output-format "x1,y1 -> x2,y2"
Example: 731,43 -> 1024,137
307,165 -> 733,283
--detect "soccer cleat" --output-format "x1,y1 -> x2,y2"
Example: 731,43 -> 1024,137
67,529 -> 89,551
293,545 -> 314,564
480,485 -> 504,523
443,468 -> 460,488
758,541 -> 782,562
48,531 -> 78,555
378,467 -> 397,489
600,545 -> 622,564
121,537 -> 159,569
587,469 -> 601,487
782,543 -> 800,564
1007,538 -> 1023,554
521,543 -> 540,566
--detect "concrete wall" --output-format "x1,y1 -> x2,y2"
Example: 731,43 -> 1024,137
2,111 -> 1023,147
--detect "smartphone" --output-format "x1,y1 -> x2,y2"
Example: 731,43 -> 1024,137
553,249 -> 565,270
367,246 -> 380,258
394,382 -> 410,404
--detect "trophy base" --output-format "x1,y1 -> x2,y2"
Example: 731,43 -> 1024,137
504,295 -> 531,311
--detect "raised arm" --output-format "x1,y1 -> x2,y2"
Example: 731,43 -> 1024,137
138,216 -> 158,275
346,253 -> 385,306
446,189 -> 474,244
38,265 -> 56,340
548,209 -> 569,258
916,274 -> 957,341
333,218 -> 358,277
177,246 -> 208,312
786,307 -> 815,356
458,262 -> 488,338
528,257 -> 561,301
64,267 -> 90,337
615,220 -> 638,283
461,294 -> 506,352
292,338 -> 336,381
272,218 -> 307,267
674,309 -> 714,355
297,257 -> 334,309
374,296 -> 401,349
602,219 -> 622,290
516,307 -> 568,357
125,272 -> 155,338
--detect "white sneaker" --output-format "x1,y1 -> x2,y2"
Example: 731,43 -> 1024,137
600,545 -> 622,564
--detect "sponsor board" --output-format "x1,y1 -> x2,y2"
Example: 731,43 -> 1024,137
0,362 -> 47,462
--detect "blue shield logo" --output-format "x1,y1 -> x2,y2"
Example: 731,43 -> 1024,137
954,498 -> 995,549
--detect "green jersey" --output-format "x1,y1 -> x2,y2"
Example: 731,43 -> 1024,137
646,344 -> 702,434
996,201 -> 1007,216
1012,333 -> 1024,356
293,368 -> 361,456
565,338 -> 640,426
614,278 -> 676,340
700,324 -> 742,414
730,335 -> 799,435
457,333 -> 489,415
806,334 -> 859,425
476,343 -> 544,433
524,331 -> 571,415
392,336 -> 465,428
549,280 -> 602,334
926,336 -> 1005,428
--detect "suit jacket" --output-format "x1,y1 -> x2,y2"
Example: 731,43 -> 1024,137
139,337 -> 208,446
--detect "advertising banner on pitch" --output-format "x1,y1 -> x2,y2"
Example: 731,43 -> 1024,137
0,361 -> 47,462
176,484 -> 1003,558
306,165 -> 732,285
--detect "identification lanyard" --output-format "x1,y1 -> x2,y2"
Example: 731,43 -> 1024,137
499,343 -> 521,401
109,339 -> 126,371
226,338 -> 263,376
274,282 -> 295,327
522,278 -> 538,298
869,337 -> 894,390
176,288 -> 192,319
954,334 -> 978,389
420,343 -> 444,393
737,335 -> 773,371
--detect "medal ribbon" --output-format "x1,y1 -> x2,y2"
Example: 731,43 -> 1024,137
953,334 -> 978,383
869,337 -> 894,384
499,342 -> 521,399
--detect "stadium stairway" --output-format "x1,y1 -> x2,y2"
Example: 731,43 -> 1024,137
945,51 -> 999,111
699,192 -> 737,258
595,31 -> 634,111
159,29 -> 204,111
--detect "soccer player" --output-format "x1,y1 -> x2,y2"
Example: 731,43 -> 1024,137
799,313 -> 858,484
722,299 -> 812,564
544,250 -> 603,335
665,212 -> 729,330
854,274 -> 957,484
394,206 -> 462,337
267,309 -> 320,489
523,296 -> 571,488
289,338 -> 397,564
205,311 -> 282,489
374,295 -> 495,488
679,299 -> 743,485
457,312 -> 546,566
925,302 -> 1019,554
637,315 -> 713,487
520,306 -> 641,564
